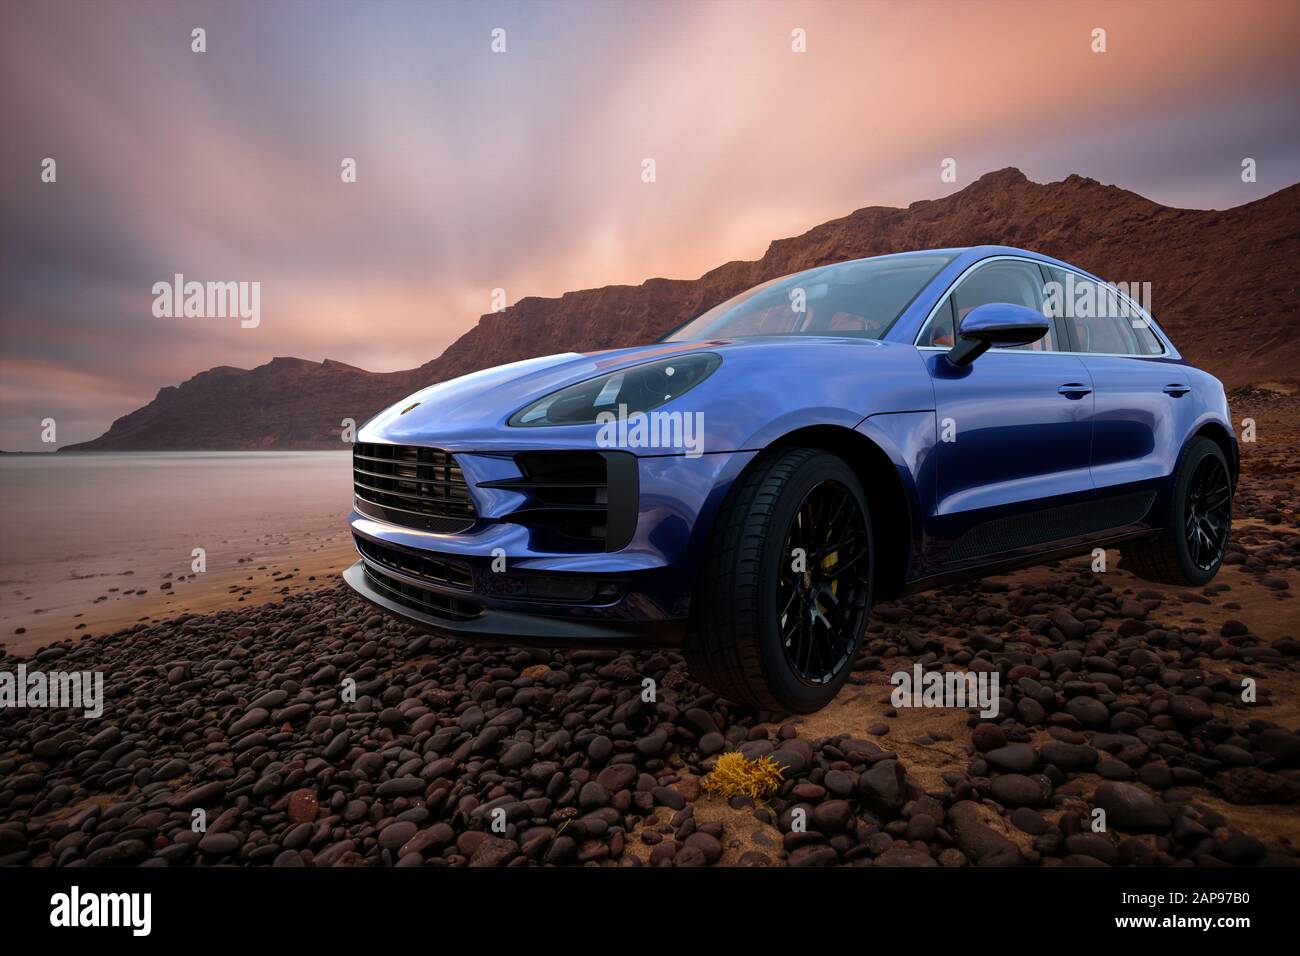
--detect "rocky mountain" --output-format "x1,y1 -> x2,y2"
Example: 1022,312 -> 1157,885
63,358 -> 416,452
64,168 -> 1300,451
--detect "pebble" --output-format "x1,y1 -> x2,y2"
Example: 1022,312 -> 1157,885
1094,782 -> 1171,833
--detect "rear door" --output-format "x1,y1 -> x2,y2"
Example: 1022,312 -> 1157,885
917,257 -> 1095,570
1046,266 -> 1194,510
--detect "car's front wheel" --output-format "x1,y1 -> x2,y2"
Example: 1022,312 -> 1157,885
685,448 -> 873,713
1121,436 -> 1233,586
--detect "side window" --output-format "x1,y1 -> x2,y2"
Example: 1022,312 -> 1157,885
1128,312 -> 1166,355
952,260 -> 1058,351
918,297 -> 956,347
1047,268 -> 1163,355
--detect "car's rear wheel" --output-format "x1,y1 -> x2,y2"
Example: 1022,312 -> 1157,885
685,448 -> 873,713
1121,436 -> 1232,586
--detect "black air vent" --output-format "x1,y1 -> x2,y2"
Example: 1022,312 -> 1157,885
354,535 -> 472,591
361,564 -> 482,622
478,450 -> 638,552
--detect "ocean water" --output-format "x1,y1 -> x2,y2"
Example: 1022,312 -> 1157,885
0,452 -> 355,646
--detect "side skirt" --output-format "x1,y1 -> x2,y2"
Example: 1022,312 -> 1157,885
898,527 -> 1161,597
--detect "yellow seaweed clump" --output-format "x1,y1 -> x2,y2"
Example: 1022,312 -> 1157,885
701,751 -> 784,800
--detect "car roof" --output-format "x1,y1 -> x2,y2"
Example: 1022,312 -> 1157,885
945,245 -> 1096,275
842,245 -> 1094,278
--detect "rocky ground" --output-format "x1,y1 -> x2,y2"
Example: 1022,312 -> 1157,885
1,387 -> 1297,868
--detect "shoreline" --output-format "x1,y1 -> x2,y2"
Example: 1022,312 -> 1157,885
0,449 -> 354,657
2,536 -> 356,659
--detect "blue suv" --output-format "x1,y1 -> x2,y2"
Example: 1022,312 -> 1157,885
344,247 -> 1236,712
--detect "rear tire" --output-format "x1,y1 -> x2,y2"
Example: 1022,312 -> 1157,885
1121,437 -> 1232,586
685,448 -> 873,713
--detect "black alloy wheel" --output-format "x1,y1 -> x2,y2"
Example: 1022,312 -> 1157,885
1184,453 -> 1231,571
685,448 -> 875,713
777,479 -> 871,686
1121,436 -> 1233,587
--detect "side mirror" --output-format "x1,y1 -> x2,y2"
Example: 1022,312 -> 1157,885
947,302 -> 1050,366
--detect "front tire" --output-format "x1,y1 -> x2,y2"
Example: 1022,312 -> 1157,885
685,448 -> 873,713
1121,436 -> 1232,586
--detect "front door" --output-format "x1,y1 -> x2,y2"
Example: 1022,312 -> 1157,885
918,258 -> 1096,568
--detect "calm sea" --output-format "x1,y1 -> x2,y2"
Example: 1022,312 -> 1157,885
0,452 -> 355,645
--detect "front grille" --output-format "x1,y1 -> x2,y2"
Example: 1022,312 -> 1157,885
353,442 -> 475,530
362,564 -> 482,622
354,535 -> 473,591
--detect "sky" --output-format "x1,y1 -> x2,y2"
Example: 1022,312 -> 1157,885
2,0 -> 1299,451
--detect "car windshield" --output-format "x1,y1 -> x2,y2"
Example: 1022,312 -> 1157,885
663,253 -> 954,342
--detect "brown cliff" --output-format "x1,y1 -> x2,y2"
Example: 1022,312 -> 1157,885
65,168 -> 1300,451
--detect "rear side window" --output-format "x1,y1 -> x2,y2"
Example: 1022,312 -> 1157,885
1128,313 -> 1165,355
1045,267 -> 1165,355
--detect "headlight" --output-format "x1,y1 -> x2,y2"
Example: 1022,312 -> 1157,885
509,353 -> 722,427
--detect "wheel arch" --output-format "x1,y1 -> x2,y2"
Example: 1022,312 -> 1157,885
1190,420 -> 1239,484
758,424 -> 916,600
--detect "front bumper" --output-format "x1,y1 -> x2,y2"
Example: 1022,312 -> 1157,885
343,447 -> 758,646
343,560 -> 683,647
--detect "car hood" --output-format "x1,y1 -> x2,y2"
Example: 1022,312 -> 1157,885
360,336 -> 931,452
364,340 -> 730,438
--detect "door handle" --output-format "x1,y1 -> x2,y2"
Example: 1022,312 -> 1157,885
1057,383 -> 1092,399
1163,383 -> 1191,396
